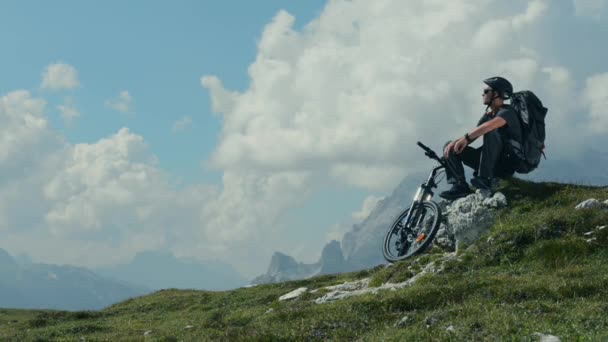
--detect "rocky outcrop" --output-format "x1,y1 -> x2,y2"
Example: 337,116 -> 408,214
251,240 -> 347,285
275,251 -> 462,304
435,191 -> 508,251
316,240 -> 346,275
251,252 -> 316,285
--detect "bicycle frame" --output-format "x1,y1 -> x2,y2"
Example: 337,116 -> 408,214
397,141 -> 452,240
400,163 -> 445,234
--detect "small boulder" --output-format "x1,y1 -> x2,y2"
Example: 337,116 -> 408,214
393,316 -> 413,327
575,199 -> 602,210
532,332 -> 560,342
482,192 -> 508,208
279,287 -> 308,301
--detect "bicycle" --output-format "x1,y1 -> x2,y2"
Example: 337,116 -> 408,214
382,141 -> 448,263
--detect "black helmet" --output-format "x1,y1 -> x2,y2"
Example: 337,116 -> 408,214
483,76 -> 513,99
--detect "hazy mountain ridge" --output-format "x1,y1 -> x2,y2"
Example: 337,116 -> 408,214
0,249 -> 248,311
0,249 -> 149,311
94,250 -> 248,291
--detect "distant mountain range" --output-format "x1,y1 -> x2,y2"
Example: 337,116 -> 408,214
0,248 -> 248,311
94,250 -> 248,291
0,248 -> 149,311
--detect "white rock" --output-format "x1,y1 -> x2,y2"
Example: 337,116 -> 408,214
265,308 -> 274,314
446,325 -> 455,333
394,316 -> 412,327
144,330 -> 153,337
476,189 -> 492,199
324,278 -> 370,291
532,332 -> 560,342
184,325 -> 194,329
448,192 -> 498,245
482,192 -> 508,208
279,287 -> 308,301
314,254 -> 455,304
575,199 -> 601,210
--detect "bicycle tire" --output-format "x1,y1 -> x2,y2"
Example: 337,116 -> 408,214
382,201 -> 442,263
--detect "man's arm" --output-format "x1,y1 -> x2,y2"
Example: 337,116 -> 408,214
466,116 -> 507,141
450,116 -> 507,155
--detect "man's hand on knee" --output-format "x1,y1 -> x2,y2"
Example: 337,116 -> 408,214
453,138 -> 468,154
443,140 -> 455,159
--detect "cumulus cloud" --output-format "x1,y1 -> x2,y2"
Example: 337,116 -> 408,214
0,89 -> 217,268
582,72 -> 608,133
202,0 -> 596,194
0,91 -> 65,233
41,63 -> 80,90
324,194 -> 384,248
351,195 -> 384,222
57,97 -> 80,122
105,90 -> 134,114
172,116 -> 193,132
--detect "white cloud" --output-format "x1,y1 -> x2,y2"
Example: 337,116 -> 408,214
57,97 -> 80,122
573,0 -> 607,18
351,195 -> 384,222
324,194 -> 384,248
172,116 -> 193,132
582,72 -> 608,133
41,63 -> 80,90
105,90 -> 134,114
202,0 -> 580,193
473,0 -> 548,50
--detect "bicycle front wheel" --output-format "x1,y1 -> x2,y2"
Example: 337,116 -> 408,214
382,201 -> 442,263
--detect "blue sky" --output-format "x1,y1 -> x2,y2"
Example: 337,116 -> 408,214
1,0 -> 324,185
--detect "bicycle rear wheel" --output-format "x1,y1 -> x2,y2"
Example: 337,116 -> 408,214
382,201 -> 442,263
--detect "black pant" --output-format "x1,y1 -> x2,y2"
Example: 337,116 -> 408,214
444,130 -> 515,184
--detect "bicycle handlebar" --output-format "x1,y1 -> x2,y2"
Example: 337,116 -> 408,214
417,141 -> 432,153
417,141 -> 444,164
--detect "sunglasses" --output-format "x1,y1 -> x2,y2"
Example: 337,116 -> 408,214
483,88 -> 493,94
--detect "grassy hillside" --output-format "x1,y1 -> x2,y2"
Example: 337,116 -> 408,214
1,178 -> 607,341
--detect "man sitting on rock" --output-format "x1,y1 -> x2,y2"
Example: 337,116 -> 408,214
439,76 -> 522,201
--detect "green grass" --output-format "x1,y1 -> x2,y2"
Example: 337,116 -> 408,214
1,178 -> 607,341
